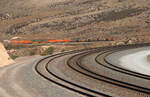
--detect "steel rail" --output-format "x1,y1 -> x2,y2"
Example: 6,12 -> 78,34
69,47 -> 150,94
35,43 -> 150,96
35,49 -> 111,97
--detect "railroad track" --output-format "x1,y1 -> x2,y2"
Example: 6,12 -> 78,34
34,43 -> 150,97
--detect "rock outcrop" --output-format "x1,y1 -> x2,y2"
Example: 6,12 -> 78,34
0,42 -> 14,67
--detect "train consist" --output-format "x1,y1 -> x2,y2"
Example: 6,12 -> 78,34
4,39 -> 71,44
4,37 -> 114,44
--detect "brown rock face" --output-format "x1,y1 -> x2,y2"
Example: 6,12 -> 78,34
0,42 -> 14,67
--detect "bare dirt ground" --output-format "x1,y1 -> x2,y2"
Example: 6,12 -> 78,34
0,0 -> 150,42
14,55 -> 40,62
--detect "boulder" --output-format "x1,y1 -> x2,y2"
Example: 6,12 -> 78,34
0,42 -> 14,67
127,40 -> 133,44
116,41 -> 125,45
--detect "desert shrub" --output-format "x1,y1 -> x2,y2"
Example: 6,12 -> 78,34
10,55 -> 19,60
29,50 -> 36,56
84,46 -> 89,50
41,47 -> 54,56
5,44 -> 38,50
61,49 -> 66,52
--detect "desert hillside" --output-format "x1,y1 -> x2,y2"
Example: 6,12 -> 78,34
0,0 -> 150,41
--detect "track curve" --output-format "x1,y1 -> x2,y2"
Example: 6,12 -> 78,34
35,43 -> 150,97
1,43 -> 150,97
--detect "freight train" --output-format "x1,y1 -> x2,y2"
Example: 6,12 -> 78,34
4,39 -> 70,44
4,37 -> 114,44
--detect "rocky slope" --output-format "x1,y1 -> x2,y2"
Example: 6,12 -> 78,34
0,0 -> 150,41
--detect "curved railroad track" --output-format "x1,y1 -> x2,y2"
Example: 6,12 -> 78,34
34,43 -> 150,97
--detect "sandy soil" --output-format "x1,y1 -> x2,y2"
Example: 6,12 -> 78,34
15,55 -> 41,62
119,50 -> 150,75
106,47 -> 150,76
